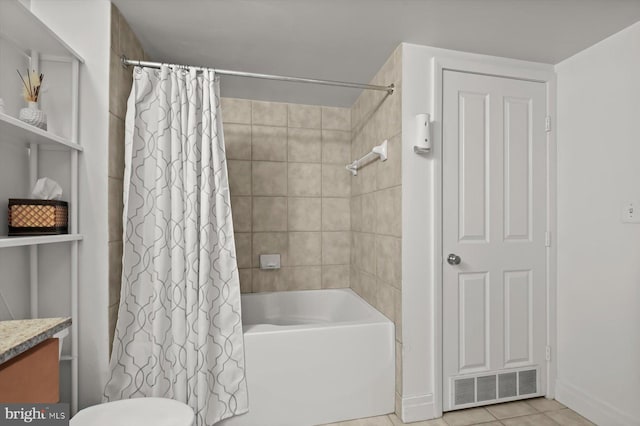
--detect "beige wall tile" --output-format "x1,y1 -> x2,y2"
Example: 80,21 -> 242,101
352,232 -> 362,270
108,303 -> 119,354
252,267 -> 321,292
231,196 -> 251,233
119,14 -> 143,61
377,279 -> 395,322
358,161 -> 377,194
322,231 -> 350,265
224,123 -> 252,160
108,49 -> 118,115
221,98 -> 251,124
361,192 -> 376,233
252,161 -> 287,196
108,241 -> 123,307
252,125 -> 287,161
377,133 -> 401,189
252,268 -> 286,292
238,269 -> 252,294
252,101 -> 287,126
288,163 -> 321,196
234,233 -> 252,269
351,195 -> 362,233
288,104 -> 321,129
351,129 -> 370,164
110,50 -> 132,119
380,85 -> 401,140
322,198 -> 350,231
287,266 -> 322,290
228,160 -> 252,196
344,48 -> 403,402
361,232 -> 376,274
322,106 -> 351,130
116,60 -> 136,121
376,186 -> 401,237
322,164 -> 351,197
350,266 -> 361,295
322,130 -> 351,164
357,272 -> 377,307
108,113 -> 125,179
288,197 -> 321,231
351,166 -> 362,197
394,287 -> 402,342
110,4 -> 148,353
252,197 -> 287,231
252,232 -> 288,268
108,178 -> 123,242
288,128 -> 321,163
288,232 -> 322,266
376,235 -> 401,287
321,265 -> 350,289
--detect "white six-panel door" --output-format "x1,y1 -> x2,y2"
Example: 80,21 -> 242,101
442,70 -> 547,411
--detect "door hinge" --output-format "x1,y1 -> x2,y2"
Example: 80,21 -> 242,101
546,346 -> 552,361
545,231 -> 551,247
545,116 -> 552,132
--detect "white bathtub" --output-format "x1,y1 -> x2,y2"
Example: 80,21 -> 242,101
218,288 -> 395,426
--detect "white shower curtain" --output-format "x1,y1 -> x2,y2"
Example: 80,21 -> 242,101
105,65 -> 248,425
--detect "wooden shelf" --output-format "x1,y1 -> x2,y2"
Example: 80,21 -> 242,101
0,234 -> 82,249
0,1 -> 84,62
0,113 -> 82,151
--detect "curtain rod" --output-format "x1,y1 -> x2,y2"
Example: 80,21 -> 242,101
121,57 -> 395,94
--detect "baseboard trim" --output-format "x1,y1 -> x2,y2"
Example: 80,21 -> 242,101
555,379 -> 639,426
400,393 -> 437,422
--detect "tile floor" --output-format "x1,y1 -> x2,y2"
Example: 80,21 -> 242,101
322,398 -> 595,426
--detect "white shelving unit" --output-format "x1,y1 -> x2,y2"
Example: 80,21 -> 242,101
0,234 -> 83,249
0,113 -> 83,151
0,0 -> 83,414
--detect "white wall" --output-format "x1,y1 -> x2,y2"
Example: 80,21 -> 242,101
555,22 -> 640,426
30,0 -> 111,409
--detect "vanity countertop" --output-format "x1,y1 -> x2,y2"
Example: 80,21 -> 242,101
0,317 -> 71,364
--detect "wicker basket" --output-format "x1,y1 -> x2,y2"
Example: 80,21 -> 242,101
8,199 -> 68,236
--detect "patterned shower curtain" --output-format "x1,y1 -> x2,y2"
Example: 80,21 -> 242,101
104,65 -> 248,425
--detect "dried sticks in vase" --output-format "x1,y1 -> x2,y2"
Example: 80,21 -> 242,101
16,69 -> 44,102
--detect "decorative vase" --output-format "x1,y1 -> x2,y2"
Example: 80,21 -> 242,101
19,101 -> 47,130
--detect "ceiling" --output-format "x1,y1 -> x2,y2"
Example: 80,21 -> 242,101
112,0 -> 640,107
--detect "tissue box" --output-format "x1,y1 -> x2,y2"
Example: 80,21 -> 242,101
8,199 -> 68,236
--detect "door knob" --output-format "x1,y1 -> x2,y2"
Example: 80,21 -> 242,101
447,253 -> 461,265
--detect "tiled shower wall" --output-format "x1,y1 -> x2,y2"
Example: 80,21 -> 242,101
221,99 -> 352,293
349,45 -> 403,413
108,4 -> 148,350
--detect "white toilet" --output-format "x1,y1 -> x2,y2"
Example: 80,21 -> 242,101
70,397 -> 195,426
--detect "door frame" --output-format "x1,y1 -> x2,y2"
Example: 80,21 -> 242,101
431,56 -> 557,416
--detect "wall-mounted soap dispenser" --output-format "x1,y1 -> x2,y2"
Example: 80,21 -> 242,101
414,113 -> 431,155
